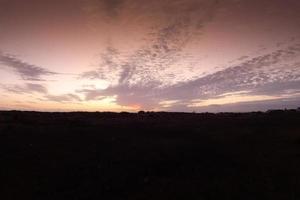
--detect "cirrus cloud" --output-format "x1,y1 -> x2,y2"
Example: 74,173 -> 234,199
0,52 -> 58,81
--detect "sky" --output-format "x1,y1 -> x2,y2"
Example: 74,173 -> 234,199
0,0 -> 299,112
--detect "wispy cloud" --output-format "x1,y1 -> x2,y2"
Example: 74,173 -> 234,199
43,94 -> 81,103
1,83 -> 48,94
188,94 -> 283,108
1,81 -> 82,104
0,52 -> 58,81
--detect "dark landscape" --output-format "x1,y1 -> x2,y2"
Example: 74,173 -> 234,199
1,110 -> 300,199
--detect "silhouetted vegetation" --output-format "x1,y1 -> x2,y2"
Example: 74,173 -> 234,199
0,110 -> 300,199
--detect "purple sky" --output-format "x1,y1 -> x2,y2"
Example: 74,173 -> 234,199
0,0 -> 300,112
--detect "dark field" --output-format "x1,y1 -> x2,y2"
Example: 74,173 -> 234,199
1,110 -> 300,200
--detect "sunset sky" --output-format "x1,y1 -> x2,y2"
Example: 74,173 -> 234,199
0,0 -> 299,112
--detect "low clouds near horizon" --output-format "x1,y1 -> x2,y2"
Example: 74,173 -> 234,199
0,0 -> 300,112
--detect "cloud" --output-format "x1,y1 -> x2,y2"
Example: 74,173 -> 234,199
185,96 -> 300,113
1,83 -> 48,94
0,52 -> 58,81
78,43 -> 300,110
84,0 -> 220,20
1,81 -> 82,104
80,0 -> 221,87
83,0 -> 124,19
1,81 -> 83,104
80,47 -> 123,85
76,88 -> 106,101
188,94 -> 284,108
164,43 -> 300,98
102,0 -> 124,17
26,83 -> 48,94
43,94 -> 81,103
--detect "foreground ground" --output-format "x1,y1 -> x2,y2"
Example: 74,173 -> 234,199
0,110 -> 300,199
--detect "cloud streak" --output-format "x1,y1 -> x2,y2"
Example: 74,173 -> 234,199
43,94 -> 81,103
1,83 -> 48,94
0,52 -> 58,81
